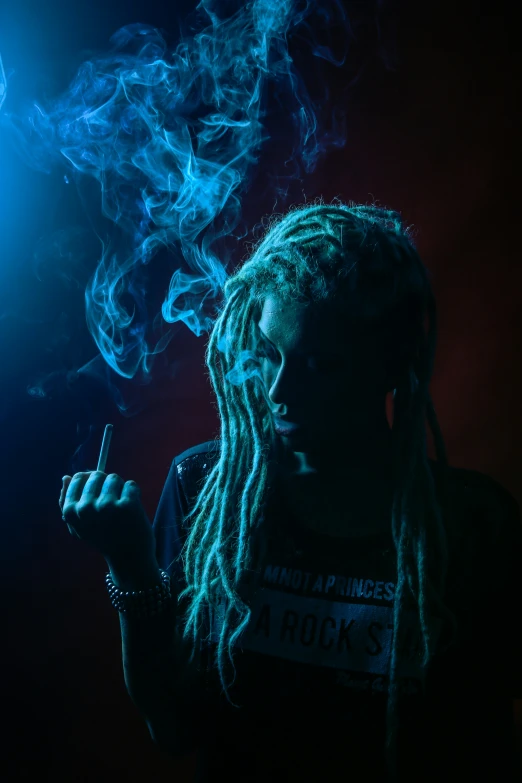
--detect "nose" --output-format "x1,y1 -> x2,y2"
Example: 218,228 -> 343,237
266,361 -> 302,410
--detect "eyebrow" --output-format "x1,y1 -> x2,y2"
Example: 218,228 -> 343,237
257,325 -> 342,358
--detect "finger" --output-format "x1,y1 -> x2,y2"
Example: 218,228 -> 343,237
80,470 -> 108,501
59,476 -> 72,512
63,472 -> 95,510
99,473 -> 125,500
119,479 -> 141,503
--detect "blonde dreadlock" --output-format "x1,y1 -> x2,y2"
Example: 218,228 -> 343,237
175,198 -> 459,781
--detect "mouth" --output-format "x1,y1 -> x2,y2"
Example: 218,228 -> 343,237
273,417 -> 303,435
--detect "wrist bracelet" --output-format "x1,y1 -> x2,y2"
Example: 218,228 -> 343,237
105,569 -> 173,618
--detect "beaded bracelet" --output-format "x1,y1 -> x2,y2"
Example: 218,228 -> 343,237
105,569 -> 174,618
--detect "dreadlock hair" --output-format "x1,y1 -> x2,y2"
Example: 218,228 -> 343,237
176,198 -> 459,782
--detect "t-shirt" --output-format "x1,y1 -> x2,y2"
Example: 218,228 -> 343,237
152,439 -> 522,782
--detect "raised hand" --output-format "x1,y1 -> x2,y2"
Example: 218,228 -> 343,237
59,471 -> 156,571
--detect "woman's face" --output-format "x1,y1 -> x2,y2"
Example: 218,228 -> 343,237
257,293 -> 392,454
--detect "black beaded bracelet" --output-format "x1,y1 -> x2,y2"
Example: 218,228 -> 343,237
105,569 -> 173,618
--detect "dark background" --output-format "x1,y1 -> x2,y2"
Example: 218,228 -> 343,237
0,1 -> 520,780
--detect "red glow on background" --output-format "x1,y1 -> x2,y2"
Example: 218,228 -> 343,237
2,2 -> 520,781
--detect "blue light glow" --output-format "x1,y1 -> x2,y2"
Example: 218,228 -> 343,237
1,1 -> 349,394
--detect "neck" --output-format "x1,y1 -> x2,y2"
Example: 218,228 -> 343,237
274,434 -> 398,539
282,424 -> 397,485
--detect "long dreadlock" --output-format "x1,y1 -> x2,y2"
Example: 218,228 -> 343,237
175,199 -> 459,781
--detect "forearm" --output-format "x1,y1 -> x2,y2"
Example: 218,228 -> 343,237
108,560 -> 203,741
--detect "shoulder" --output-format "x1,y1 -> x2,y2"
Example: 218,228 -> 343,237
449,463 -> 518,523
173,439 -> 222,498
430,459 -> 521,551
169,449 -> 520,543
173,438 -> 222,469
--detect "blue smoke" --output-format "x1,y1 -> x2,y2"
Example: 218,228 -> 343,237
1,0 -> 350,402
0,54 -> 6,112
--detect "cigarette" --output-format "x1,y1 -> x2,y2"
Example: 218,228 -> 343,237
97,424 -> 113,473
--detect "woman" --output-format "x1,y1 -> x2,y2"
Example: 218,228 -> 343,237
60,201 -> 522,782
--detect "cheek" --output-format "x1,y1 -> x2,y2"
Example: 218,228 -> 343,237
312,374 -> 350,401
260,361 -> 359,409
302,382 -> 351,426
311,379 -> 379,422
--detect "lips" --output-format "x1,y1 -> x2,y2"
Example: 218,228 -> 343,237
274,417 -> 302,432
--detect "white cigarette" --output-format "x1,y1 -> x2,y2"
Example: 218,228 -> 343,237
97,424 -> 113,473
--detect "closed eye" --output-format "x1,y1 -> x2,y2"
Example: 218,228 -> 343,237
257,330 -> 279,358
257,326 -> 344,371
